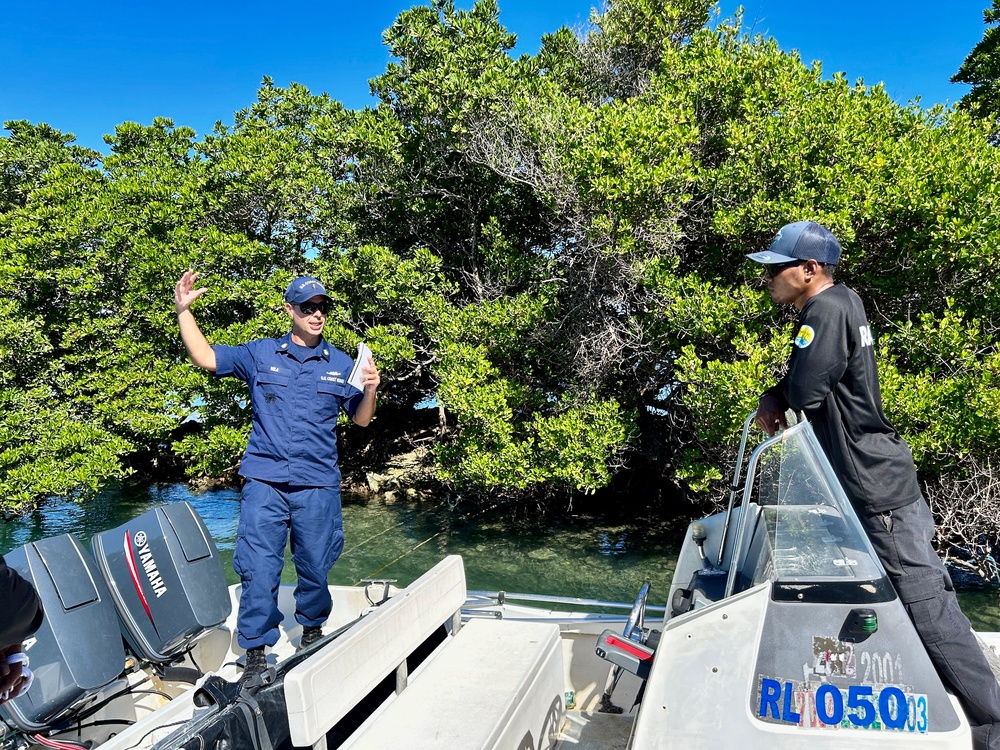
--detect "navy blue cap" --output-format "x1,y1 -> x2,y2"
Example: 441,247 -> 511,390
746,221 -> 841,266
284,276 -> 332,305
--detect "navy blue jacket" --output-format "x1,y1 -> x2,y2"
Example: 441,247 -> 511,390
213,334 -> 362,487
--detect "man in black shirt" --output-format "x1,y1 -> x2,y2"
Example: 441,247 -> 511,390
0,555 -> 43,704
750,220 -> 1000,750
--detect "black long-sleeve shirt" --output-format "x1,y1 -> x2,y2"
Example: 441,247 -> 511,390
766,284 -> 922,514
0,555 -> 42,647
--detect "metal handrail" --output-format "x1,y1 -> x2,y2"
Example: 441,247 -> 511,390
465,589 -> 667,614
722,417 -> 820,599
717,410 -> 759,567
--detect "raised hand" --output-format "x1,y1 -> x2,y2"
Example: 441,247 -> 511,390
174,269 -> 208,315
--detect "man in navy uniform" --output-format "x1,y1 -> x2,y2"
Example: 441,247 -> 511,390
174,270 -> 379,684
750,221 -> 1000,749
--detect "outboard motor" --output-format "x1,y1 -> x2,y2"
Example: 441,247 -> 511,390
0,535 -> 128,732
91,501 -> 231,664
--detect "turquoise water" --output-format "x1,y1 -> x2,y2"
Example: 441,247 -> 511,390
1,483 -> 997,629
0,483 -> 679,608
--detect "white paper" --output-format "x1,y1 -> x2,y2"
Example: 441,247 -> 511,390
348,342 -> 372,391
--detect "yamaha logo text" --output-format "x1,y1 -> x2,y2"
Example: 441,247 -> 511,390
133,531 -> 168,598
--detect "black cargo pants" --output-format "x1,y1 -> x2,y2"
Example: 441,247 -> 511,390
861,498 -> 1000,750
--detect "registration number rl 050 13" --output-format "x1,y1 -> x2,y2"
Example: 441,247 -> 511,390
757,676 -> 929,733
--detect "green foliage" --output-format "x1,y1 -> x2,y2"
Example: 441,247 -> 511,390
4,0 -> 1000,523
173,424 -> 250,478
0,120 -> 100,212
953,1 -> 1000,123
433,370 -> 633,494
878,304 -> 1000,471
422,289 -> 636,494
0,388 -> 132,515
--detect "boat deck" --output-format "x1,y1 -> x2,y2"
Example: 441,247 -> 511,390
548,627 -> 644,749
558,710 -> 634,749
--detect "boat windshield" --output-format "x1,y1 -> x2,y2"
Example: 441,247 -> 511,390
746,421 -> 887,591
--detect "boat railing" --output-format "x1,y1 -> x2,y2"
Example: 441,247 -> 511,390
464,589 -> 666,617
723,427 -> 788,597
718,410 -> 761,567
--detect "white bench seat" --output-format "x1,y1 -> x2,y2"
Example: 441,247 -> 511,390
285,555 -> 468,748
343,617 -> 565,750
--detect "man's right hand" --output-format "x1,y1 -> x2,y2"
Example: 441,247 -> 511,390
175,270 -> 208,315
174,270 -> 217,372
0,646 -> 24,704
756,393 -> 788,437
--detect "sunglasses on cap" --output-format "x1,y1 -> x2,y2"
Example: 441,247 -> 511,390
296,300 -> 331,316
763,260 -> 806,278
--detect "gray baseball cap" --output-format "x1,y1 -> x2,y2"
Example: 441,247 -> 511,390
746,221 -> 842,266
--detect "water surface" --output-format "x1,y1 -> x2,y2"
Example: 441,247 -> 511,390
2,483 -> 997,629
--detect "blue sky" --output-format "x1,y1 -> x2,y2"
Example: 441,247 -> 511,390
1,1 -> 991,154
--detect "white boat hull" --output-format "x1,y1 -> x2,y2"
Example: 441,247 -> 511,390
1,553 -> 994,750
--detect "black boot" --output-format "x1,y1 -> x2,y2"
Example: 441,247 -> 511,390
237,647 -> 269,693
299,625 -> 323,650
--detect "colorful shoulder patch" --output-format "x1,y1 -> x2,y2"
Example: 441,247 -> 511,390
794,325 -> 815,348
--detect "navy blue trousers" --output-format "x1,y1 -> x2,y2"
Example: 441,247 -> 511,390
861,499 -> 1000,750
233,479 -> 344,650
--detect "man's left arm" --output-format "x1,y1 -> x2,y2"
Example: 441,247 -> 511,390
783,305 -> 849,412
351,356 -> 380,427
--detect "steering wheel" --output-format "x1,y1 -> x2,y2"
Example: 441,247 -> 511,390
600,582 -> 651,713
623,582 -> 650,641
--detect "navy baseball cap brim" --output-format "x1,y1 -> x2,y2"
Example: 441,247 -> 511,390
284,276 -> 332,305
746,248 -> 800,264
746,221 -> 842,266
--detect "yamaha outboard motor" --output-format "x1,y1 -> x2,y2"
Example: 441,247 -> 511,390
0,534 -> 128,732
92,501 -> 231,663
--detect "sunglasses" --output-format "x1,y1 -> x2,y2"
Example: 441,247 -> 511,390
763,260 -> 806,277
296,300 -> 330,316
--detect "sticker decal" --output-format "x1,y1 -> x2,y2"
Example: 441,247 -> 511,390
756,675 -> 927,733
812,637 -> 855,678
794,325 -> 815,348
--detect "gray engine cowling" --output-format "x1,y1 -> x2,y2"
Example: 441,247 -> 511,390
91,501 -> 231,663
0,534 -> 127,732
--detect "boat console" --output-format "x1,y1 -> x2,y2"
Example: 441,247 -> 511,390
628,416 -> 972,748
